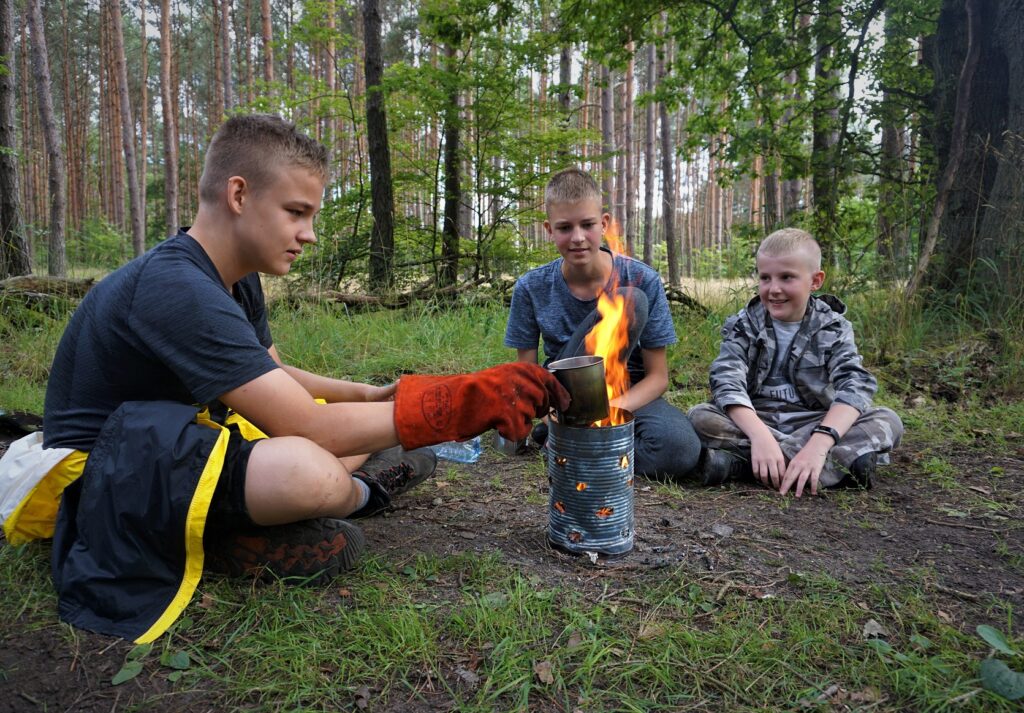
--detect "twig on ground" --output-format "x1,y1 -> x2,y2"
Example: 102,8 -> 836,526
931,583 -> 982,602
924,518 -> 1005,533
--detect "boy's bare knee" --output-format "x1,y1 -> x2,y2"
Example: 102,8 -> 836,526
245,437 -> 355,524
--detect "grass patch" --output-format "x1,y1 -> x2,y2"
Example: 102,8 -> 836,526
4,547 -> 1017,711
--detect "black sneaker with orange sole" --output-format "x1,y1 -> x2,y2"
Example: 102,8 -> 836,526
203,517 -> 366,584
350,445 -> 438,518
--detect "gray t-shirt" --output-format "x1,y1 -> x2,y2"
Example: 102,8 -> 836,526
504,249 -> 677,384
754,319 -> 802,405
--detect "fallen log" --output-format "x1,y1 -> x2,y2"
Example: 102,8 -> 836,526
318,277 -> 487,309
0,275 -> 95,298
665,287 -> 711,316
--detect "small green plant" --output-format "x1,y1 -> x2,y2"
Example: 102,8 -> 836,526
977,625 -> 1024,701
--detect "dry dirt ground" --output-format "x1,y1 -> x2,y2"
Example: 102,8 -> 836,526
2,421 -> 1022,712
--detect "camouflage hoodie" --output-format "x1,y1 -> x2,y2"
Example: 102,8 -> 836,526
709,294 -> 877,414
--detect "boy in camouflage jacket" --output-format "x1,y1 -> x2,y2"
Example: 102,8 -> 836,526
689,228 -> 903,497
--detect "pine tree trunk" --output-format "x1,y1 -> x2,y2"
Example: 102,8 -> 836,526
220,0 -> 232,111
0,0 -> 30,277
107,0 -> 145,257
139,0 -> 148,239
600,64 -> 614,214
159,0 -> 178,237
440,43 -> 460,289
261,0 -> 273,85
657,33 -> 678,287
811,0 -> 841,259
27,0 -> 65,276
642,43 -> 655,266
363,0 -> 394,291
624,47 -> 636,256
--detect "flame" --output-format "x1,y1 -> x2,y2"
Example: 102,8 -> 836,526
585,219 -> 631,426
576,482 -> 588,491
620,454 -> 629,469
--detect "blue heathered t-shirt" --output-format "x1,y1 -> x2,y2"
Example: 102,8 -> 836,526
504,248 -> 677,384
43,230 -> 278,450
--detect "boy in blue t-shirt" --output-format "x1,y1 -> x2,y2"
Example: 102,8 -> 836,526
504,168 -> 701,479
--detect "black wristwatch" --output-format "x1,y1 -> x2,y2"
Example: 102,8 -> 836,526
811,424 -> 840,446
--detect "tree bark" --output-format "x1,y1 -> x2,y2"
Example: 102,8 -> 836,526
624,46 -> 636,256
0,0 -> 30,277
600,64 -> 614,214
657,32 -> 678,287
811,0 -> 841,260
911,0 -> 1017,303
363,0 -> 395,291
139,0 -> 148,237
27,0 -> 65,277
159,0 -> 178,238
261,0 -> 273,85
642,42 -> 655,266
220,0 -> 232,111
440,43 -> 460,289
106,0 -> 145,257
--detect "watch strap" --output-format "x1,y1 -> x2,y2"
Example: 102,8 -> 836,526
811,424 -> 840,445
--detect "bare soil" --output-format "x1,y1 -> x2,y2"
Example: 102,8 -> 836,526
2,421 -> 1022,712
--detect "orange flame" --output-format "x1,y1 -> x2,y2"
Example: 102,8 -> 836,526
585,219 -> 631,426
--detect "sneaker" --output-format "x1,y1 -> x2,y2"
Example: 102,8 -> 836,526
204,517 -> 365,583
840,452 -> 877,489
696,448 -> 751,486
350,445 -> 438,518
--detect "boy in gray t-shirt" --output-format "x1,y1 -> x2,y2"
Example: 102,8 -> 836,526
504,168 -> 701,480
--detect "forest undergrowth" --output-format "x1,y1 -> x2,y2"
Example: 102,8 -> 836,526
1,282 -> 1023,712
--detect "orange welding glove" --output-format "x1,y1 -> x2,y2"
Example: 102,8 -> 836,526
394,363 -> 570,450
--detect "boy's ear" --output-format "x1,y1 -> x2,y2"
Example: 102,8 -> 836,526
601,213 -> 611,231
226,176 -> 248,216
811,269 -> 826,290
542,219 -> 553,237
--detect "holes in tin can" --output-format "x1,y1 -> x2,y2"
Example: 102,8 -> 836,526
575,482 -> 587,491
555,455 -> 567,466
553,501 -> 565,513
620,454 -> 629,468
568,531 -> 582,543
626,478 -> 634,487
596,507 -> 613,518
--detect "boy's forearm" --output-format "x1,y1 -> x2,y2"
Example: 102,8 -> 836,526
280,363 -> 380,402
725,405 -> 774,442
612,374 -> 664,413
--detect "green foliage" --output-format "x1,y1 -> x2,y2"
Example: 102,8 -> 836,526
976,626 -> 1024,701
68,219 -> 131,269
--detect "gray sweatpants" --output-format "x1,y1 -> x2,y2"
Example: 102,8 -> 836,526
688,402 -> 904,487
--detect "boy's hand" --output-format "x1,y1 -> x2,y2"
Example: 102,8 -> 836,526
393,363 -> 570,449
750,434 -> 787,491
778,444 -> 829,497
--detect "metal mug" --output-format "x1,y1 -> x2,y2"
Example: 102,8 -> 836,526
548,355 -> 610,427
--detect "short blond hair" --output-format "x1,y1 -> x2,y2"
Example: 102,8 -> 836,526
758,228 -> 822,271
199,114 -> 329,203
544,167 -> 602,213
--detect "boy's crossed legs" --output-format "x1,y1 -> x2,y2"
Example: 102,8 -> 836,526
688,403 -> 904,488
